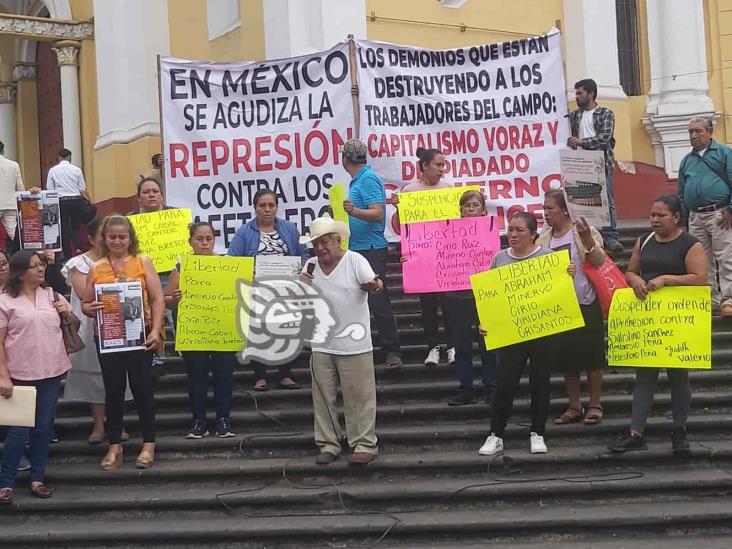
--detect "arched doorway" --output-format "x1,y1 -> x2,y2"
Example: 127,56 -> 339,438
36,38 -> 63,187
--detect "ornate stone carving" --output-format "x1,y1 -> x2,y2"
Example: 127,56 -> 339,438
12,63 -> 36,81
0,83 -> 17,104
0,14 -> 93,41
52,40 -> 80,67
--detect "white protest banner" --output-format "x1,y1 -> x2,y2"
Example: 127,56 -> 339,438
559,149 -> 610,227
356,30 -> 569,238
160,45 -> 356,253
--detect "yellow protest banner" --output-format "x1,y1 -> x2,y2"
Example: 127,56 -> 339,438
328,183 -> 349,250
129,208 -> 192,272
398,185 -> 481,224
471,251 -> 584,350
608,286 -> 711,369
175,255 -> 255,352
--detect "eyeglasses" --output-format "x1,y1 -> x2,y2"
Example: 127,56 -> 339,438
0,261 -> 8,269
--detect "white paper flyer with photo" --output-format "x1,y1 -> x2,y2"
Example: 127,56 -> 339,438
254,256 -> 303,279
559,149 -> 610,227
15,190 -> 62,251
95,281 -> 147,353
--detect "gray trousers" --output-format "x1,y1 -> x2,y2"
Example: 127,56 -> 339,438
688,209 -> 732,306
630,368 -> 691,433
310,351 -> 378,456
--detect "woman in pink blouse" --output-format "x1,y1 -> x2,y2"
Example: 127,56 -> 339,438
0,250 -> 73,504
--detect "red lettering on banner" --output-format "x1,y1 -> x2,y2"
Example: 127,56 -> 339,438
303,126 -> 329,167
483,123 -> 548,151
547,121 -> 559,145
211,140 -> 229,175
515,176 -> 540,198
543,173 -> 562,191
274,134 -> 292,170
490,180 -> 511,199
232,139 -> 252,174
169,143 -> 189,178
191,141 -> 210,177
255,136 -> 273,171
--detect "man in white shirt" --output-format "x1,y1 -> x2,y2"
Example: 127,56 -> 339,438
46,148 -> 90,257
567,78 -> 622,252
0,140 -> 25,245
301,217 -> 382,466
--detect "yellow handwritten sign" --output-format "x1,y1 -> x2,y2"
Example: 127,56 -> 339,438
175,255 -> 254,352
328,183 -> 349,250
129,209 -> 192,273
398,186 -> 480,224
608,286 -> 711,369
471,251 -> 584,350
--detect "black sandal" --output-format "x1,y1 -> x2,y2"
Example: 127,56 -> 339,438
29,482 -> 53,499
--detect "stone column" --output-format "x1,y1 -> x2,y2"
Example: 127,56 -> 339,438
562,0 -> 627,102
52,40 -> 82,167
13,63 -> 40,186
0,82 -> 17,161
642,0 -> 717,176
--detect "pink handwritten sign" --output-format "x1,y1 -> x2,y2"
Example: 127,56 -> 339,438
401,216 -> 500,294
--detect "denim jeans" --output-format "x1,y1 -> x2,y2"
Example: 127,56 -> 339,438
445,296 -> 496,394
183,351 -> 235,421
0,375 -> 61,487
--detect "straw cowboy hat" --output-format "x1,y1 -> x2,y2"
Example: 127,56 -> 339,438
300,216 -> 350,244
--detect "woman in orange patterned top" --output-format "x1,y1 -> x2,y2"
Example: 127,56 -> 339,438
81,215 -> 164,470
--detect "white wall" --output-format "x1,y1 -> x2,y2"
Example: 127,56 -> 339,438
207,0 -> 241,41
93,0 -> 170,149
263,0 -> 366,59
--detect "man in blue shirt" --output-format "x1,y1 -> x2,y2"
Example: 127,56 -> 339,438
341,139 -> 402,369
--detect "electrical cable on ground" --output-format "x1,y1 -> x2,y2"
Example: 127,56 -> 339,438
214,380 -> 645,547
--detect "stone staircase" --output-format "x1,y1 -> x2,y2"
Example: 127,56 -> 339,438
3,226 -> 732,548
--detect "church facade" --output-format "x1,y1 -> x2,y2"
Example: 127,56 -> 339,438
0,0 -> 727,214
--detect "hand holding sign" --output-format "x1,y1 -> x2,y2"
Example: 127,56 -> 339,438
402,216 -> 500,293
398,186 -> 481,224
471,251 -> 584,350
129,209 -> 192,273
608,286 -> 711,369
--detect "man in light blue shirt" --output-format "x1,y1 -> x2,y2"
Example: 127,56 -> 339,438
341,139 -> 402,369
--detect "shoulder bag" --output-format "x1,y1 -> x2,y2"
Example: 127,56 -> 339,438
53,291 -> 85,354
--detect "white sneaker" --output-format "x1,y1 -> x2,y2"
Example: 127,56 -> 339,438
478,433 -> 503,455
424,346 -> 440,366
530,432 -> 547,454
446,347 -> 456,364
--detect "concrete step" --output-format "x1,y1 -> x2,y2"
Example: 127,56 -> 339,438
4,491 -> 732,547
55,369 -> 732,417
44,414 -> 732,461
28,437 -> 732,488
50,389 -> 732,439
4,462 -> 732,519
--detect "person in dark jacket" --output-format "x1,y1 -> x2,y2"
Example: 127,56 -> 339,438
228,189 -> 309,390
